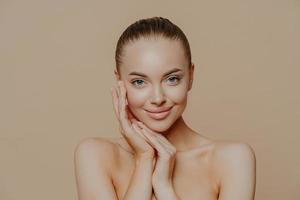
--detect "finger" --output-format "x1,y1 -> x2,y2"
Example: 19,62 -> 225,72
132,122 -> 149,142
111,86 -> 120,121
156,137 -> 176,155
155,134 -> 177,153
128,107 -> 134,119
118,81 -> 128,120
121,84 -> 136,124
136,121 -> 155,134
140,128 -> 168,155
126,104 -> 135,122
118,81 -> 132,133
127,107 -> 142,125
149,133 -> 175,155
137,122 -> 175,154
114,84 -> 128,136
115,81 -> 122,120
116,81 -> 120,98
131,118 -> 138,123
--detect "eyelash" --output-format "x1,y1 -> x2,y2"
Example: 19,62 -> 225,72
131,75 -> 182,87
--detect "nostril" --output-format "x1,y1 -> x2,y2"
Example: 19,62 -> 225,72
149,86 -> 166,105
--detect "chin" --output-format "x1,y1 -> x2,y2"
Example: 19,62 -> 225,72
144,120 -> 173,133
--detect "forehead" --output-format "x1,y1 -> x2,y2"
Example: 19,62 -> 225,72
120,37 -> 188,76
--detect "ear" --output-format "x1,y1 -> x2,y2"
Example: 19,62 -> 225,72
188,63 -> 194,91
114,68 -> 121,81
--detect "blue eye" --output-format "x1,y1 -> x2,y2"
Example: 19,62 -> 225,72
131,76 -> 181,87
131,79 -> 145,87
167,76 -> 181,85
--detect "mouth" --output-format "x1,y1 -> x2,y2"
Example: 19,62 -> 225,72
144,106 -> 173,120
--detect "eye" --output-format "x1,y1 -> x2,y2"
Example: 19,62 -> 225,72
166,75 -> 181,85
131,79 -> 145,87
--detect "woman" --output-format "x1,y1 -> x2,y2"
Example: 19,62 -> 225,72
74,17 -> 256,200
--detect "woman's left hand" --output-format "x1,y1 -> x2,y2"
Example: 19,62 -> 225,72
135,122 -> 178,199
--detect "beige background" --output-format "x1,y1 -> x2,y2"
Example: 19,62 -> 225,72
1,0 -> 299,199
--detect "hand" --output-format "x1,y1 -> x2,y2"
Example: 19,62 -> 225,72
133,122 -> 177,196
110,80 -> 155,159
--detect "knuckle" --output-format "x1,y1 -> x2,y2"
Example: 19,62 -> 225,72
161,153 -> 172,160
171,148 -> 177,154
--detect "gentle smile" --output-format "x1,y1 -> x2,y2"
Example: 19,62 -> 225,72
144,106 -> 173,120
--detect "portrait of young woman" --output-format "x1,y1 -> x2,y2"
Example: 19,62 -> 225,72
74,16 -> 256,200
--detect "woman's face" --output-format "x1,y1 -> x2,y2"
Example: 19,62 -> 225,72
116,37 -> 194,133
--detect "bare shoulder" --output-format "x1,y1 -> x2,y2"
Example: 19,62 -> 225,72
211,140 -> 256,185
74,137 -> 119,154
74,138 -> 123,199
74,137 -> 120,173
212,140 -> 256,162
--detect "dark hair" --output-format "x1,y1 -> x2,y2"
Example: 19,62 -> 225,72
115,16 -> 192,72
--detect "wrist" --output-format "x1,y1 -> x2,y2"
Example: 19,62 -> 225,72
153,185 -> 178,200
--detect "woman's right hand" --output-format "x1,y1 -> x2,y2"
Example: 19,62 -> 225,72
110,80 -> 155,159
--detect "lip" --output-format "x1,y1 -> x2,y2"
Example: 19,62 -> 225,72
145,106 -> 173,113
144,106 -> 173,120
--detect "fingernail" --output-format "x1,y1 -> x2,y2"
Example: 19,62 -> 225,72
137,122 -> 144,127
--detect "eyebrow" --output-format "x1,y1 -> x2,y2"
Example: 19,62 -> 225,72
128,68 -> 183,78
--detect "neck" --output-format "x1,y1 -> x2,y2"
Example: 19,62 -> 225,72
160,116 -> 200,152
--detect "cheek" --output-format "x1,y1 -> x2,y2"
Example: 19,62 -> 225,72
166,84 -> 188,104
126,87 -> 148,107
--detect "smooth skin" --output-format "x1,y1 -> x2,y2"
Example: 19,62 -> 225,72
113,81 -> 179,199
74,37 -> 256,200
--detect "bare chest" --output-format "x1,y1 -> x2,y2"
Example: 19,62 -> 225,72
112,149 -> 220,200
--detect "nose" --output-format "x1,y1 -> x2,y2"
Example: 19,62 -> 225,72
150,84 -> 166,106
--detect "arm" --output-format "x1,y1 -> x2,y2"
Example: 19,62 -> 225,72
216,142 -> 256,200
122,154 -> 155,200
74,138 -> 119,200
74,137 -> 155,200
